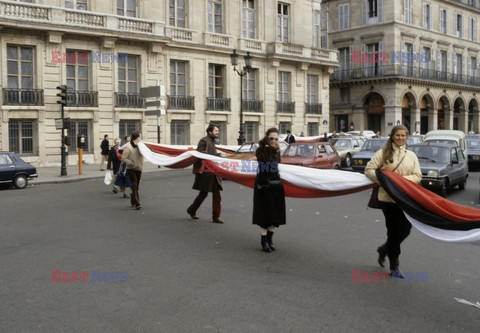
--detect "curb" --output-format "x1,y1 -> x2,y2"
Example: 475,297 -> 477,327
31,168 -> 187,185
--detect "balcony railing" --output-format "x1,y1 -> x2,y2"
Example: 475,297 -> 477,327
242,99 -> 263,112
167,96 -> 195,110
276,101 -> 295,113
305,103 -> 322,114
3,88 -> 44,106
331,65 -> 480,86
67,90 -> 98,107
114,92 -> 144,108
206,97 -> 231,111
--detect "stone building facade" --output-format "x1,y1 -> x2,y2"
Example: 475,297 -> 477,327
0,0 -> 337,166
329,0 -> 480,135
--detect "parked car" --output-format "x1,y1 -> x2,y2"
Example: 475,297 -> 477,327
407,135 -> 424,146
281,142 -> 341,169
408,143 -> 468,197
347,130 -> 376,138
424,130 -> 467,155
333,136 -> 365,167
466,135 -> 480,170
228,141 -> 288,161
0,152 -> 38,189
351,138 -> 388,173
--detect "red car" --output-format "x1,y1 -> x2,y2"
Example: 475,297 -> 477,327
281,142 -> 341,169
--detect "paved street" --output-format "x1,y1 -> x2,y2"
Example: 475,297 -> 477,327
1,169 -> 480,332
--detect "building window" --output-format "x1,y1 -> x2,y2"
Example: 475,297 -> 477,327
307,123 -> 319,137
208,64 -> 225,98
423,3 -> 432,30
242,0 -> 256,39
455,14 -> 463,37
278,122 -> 291,134
439,50 -> 448,74
368,0 -> 378,18
119,120 -> 141,139
169,0 -> 186,28
320,3 -> 328,48
68,120 -> 91,153
208,0 -> 223,33
9,120 -> 37,156
363,0 -> 383,25
118,55 -> 138,94
338,4 -> 349,30
313,10 -> 321,47
170,60 -> 187,96
365,42 -> 381,76
338,47 -> 351,78
117,0 -> 137,17
65,0 -> 87,10
470,56 -> 477,77
454,53 -> 463,80
216,121 -> 227,145
245,122 -> 259,142
404,0 -> 412,24
242,69 -> 257,100
278,71 -> 291,102
440,9 -> 447,34
420,46 -> 432,76
170,120 -> 190,145
7,45 -> 34,90
340,87 -> 350,103
66,50 -> 89,91
277,2 -> 289,42
307,75 -> 318,104
469,18 -> 477,41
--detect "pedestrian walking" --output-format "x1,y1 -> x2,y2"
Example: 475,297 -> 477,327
107,138 -> 122,193
100,134 -> 109,171
253,128 -> 286,252
122,132 -> 144,210
284,129 -> 296,144
365,125 -> 422,278
187,124 -> 224,223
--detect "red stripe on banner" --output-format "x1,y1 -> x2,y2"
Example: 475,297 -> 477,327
145,142 -> 194,156
384,170 -> 480,222
216,147 -> 237,154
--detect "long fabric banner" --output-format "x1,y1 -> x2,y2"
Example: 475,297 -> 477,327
138,142 -> 480,245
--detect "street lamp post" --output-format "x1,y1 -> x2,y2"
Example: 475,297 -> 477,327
230,50 -> 252,145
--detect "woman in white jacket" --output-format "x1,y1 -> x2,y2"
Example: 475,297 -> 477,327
365,125 -> 422,278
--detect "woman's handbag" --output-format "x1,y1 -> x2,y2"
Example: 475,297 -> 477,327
367,187 -> 381,209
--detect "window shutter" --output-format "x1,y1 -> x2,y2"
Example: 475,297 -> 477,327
349,45 -> 353,72
378,0 -> 383,23
361,43 -> 366,76
404,0 -> 407,23
346,5 -> 350,29
423,3 -> 427,29
454,14 -> 458,36
338,5 -> 342,30
437,49 -> 441,72
413,44 -> 417,75
379,41 -> 384,75
453,53 -> 457,75
362,0 -> 367,25
401,41 -> 406,75
439,9 -> 443,33
474,19 -> 477,41
468,56 -> 472,77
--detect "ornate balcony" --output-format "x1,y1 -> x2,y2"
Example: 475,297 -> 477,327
114,92 -> 144,108
276,101 -> 295,113
243,99 -> 263,112
66,90 -> 98,107
3,88 -> 44,106
206,97 -> 231,111
167,96 -> 195,110
305,103 -> 322,114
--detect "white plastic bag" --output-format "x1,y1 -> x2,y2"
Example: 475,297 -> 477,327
104,170 -> 113,185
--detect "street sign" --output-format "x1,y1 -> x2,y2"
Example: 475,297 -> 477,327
145,110 -> 163,116
55,117 -> 71,129
145,100 -> 162,108
140,85 -> 165,98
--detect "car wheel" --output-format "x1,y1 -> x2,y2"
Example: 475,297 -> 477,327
13,175 -> 28,189
334,164 -> 340,169
458,177 -> 467,190
344,154 -> 352,168
440,179 -> 449,197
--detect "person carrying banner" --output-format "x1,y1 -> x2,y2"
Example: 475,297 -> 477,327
365,125 -> 421,278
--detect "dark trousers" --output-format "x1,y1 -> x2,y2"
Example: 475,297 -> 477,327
380,202 -> 412,260
188,179 -> 221,219
127,169 -> 142,207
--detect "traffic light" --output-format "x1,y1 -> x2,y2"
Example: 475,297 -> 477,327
56,85 -> 68,106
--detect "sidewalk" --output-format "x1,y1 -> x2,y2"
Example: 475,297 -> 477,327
31,162 -> 183,185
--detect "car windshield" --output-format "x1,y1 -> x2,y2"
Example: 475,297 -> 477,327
425,139 -> 456,145
409,146 -> 450,163
237,143 -> 258,153
407,137 -> 422,145
334,139 -> 352,149
361,140 -> 386,151
284,144 -> 315,157
467,138 -> 480,149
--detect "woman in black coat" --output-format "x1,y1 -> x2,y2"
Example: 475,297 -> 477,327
253,128 -> 286,252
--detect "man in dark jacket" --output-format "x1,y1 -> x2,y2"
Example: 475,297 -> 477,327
107,138 -> 122,193
187,124 -> 224,223
100,134 -> 109,171
285,130 -> 296,144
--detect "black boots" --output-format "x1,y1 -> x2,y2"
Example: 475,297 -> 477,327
377,243 -> 387,268
267,231 -> 276,251
389,257 -> 405,279
261,235 -> 271,252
